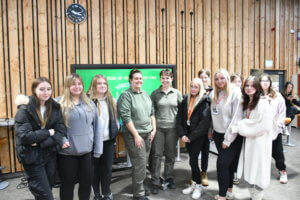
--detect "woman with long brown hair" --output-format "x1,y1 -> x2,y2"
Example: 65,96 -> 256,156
88,75 -> 119,200
15,77 -> 69,200
231,76 -> 273,200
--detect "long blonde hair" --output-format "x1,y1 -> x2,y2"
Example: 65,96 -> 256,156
188,78 -> 206,108
59,74 -> 93,125
212,68 -> 232,103
87,74 -> 117,119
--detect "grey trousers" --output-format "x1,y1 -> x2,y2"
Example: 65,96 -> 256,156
151,128 -> 178,186
123,132 -> 151,198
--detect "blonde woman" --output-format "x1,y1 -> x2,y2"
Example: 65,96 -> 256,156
57,73 -> 102,200
88,75 -> 119,200
177,78 -> 211,199
211,69 -> 243,200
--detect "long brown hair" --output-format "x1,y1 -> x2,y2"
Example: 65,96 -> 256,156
87,74 -> 117,119
242,76 -> 262,111
259,73 -> 277,99
31,77 -> 53,127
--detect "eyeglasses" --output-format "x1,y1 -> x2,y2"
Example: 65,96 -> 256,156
260,80 -> 270,82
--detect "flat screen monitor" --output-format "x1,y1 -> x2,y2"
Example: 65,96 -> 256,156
71,64 -> 176,99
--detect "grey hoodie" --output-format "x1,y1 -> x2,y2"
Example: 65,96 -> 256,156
57,97 -> 103,157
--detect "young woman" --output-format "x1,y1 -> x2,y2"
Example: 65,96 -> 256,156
211,69 -> 243,200
231,76 -> 274,200
150,69 -> 182,194
230,73 -> 243,88
117,69 -> 156,200
15,77 -> 69,200
197,69 -> 212,187
57,73 -> 102,200
88,75 -> 119,200
281,81 -> 300,123
260,74 -> 287,184
177,78 -> 211,200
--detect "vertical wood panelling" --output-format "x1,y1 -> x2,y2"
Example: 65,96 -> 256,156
0,0 -> 7,119
211,0 -> 219,76
219,0 -> 227,69
1,0 -> 300,173
227,0 -> 235,72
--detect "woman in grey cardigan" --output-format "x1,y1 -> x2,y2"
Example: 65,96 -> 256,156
57,73 -> 103,200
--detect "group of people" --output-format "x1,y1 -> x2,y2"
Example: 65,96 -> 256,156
14,68 -> 298,200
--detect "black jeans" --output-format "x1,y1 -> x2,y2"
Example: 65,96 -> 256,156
92,139 -> 115,196
213,131 -> 243,197
186,136 -> 205,184
200,136 -> 210,172
272,133 -> 286,171
23,153 -> 56,200
58,152 -> 92,200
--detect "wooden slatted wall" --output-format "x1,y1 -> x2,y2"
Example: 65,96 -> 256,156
0,0 -> 300,173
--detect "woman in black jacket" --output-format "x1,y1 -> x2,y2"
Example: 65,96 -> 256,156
14,77 -> 69,200
177,78 -> 211,200
88,75 -> 119,200
281,81 -> 300,123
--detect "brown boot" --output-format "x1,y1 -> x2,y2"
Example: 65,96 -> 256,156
200,171 -> 209,186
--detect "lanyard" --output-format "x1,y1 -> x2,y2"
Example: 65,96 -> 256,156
216,94 -> 227,105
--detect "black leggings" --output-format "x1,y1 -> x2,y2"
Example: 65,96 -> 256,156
272,133 -> 286,171
213,132 -> 243,197
200,136 -> 210,172
58,152 -> 92,200
92,139 -> 115,196
186,136 -> 205,184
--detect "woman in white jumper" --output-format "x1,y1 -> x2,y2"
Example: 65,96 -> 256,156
230,76 -> 273,200
259,74 -> 287,184
211,69 -> 243,200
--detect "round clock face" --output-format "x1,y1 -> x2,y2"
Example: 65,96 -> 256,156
66,3 -> 87,24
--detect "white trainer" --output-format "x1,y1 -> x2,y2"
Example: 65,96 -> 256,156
226,191 -> 234,200
191,184 -> 202,199
182,181 -> 196,195
279,170 -> 288,184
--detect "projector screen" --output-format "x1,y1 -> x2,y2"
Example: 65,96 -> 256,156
71,64 -> 176,99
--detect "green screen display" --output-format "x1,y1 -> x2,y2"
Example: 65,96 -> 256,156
76,68 -> 168,99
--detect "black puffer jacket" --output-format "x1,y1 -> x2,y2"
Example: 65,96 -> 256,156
14,95 -> 67,165
176,94 -> 211,142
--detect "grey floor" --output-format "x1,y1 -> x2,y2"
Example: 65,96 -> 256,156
1,128 -> 300,200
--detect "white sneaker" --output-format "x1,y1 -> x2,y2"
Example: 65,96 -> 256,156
279,170 -> 288,184
191,184 -> 202,199
251,187 -> 264,200
182,181 -> 196,194
226,191 -> 234,200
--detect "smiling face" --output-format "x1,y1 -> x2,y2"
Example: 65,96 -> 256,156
160,75 -> 173,88
244,80 -> 257,98
199,73 -> 210,87
35,81 -> 52,103
130,72 -> 143,90
215,73 -> 227,90
96,77 -> 108,95
190,83 -> 200,96
69,78 -> 83,97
